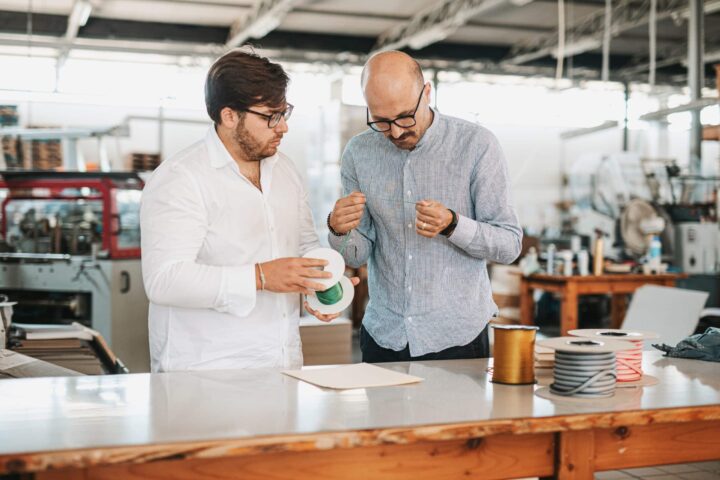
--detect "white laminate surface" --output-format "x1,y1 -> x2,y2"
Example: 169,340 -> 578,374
0,352 -> 718,455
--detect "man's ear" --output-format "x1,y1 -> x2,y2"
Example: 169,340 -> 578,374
219,107 -> 238,128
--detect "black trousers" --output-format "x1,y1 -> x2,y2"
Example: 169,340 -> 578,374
360,324 -> 490,363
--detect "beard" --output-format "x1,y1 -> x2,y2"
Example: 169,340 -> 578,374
233,122 -> 281,162
389,130 -> 418,149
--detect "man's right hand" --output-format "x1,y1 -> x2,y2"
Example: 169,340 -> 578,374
329,191 -> 366,234
258,258 -> 332,294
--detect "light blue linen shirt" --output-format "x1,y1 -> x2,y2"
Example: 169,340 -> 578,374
329,109 -> 522,356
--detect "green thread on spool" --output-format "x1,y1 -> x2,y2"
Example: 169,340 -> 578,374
316,282 -> 344,306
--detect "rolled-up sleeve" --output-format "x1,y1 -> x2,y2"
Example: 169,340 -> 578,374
448,132 -> 522,264
140,165 -> 256,317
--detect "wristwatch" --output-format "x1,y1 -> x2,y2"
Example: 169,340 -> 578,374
440,209 -> 458,237
327,212 -> 346,237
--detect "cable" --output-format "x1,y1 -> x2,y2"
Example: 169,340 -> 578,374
601,0 -> 611,83
556,0 -> 566,81
615,339 -> 643,382
550,351 -> 617,398
316,282 -> 344,306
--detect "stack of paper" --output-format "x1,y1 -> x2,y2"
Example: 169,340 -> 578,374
8,323 -> 122,375
283,362 -> 423,390
535,345 -> 555,369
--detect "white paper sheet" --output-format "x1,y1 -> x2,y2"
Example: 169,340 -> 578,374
282,362 -> 423,389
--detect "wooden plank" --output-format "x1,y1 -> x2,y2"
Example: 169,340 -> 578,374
610,294 -> 628,329
38,434 -> 555,480
519,277 -> 534,326
560,282 -> 578,335
9,406 -> 720,475
594,420 -> 720,471
558,430 -> 594,480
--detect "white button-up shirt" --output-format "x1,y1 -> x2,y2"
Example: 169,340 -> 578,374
141,127 -> 320,372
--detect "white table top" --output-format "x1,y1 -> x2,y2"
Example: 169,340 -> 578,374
0,352 -> 718,456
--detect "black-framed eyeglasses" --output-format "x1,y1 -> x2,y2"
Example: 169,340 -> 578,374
366,88 -> 424,132
243,103 -> 294,128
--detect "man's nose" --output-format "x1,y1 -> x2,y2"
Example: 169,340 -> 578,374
389,123 -> 404,139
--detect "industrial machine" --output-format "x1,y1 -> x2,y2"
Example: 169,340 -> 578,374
0,172 -> 149,372
569,153 -> 719,275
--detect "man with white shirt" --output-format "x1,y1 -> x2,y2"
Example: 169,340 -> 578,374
141,50 -> 353,372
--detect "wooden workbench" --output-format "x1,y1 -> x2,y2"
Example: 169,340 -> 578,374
0,352 -> 718,480
519,273 -> 685,335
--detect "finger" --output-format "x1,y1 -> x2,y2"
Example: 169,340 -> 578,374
416,227 -> 436,238
341,195 -> 366,207
319,313 -> 339,322
301,258 -> 329,268
333,210 -> 364,224
304,301 -> 317,316
415,204 -> 437,215
301,279 -> 329,292
301,268 -> 333,279
350,276 -> 360,286
348,191 -> 366,200
415,215 -> 441,227
336,202 -> 365,215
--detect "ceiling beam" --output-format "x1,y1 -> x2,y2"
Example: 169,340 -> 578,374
504,0 -> 718,66
64,0 -> 93,43
618,43 -> 720,77
226,0 -> 306,49
371,0 -> 534,54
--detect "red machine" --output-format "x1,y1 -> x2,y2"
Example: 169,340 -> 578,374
0,172 -> 143,259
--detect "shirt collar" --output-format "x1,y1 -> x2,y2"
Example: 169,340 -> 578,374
205,125 -> 279,170
414,107 -> 440,150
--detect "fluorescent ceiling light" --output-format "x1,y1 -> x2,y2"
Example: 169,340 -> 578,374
551,38 -> 602,58
78,1 -> 92,27
407,27 -> 451,50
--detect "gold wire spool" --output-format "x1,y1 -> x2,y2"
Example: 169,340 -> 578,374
491,325 -> 539,385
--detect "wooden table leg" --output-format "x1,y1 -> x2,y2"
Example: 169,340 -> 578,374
520,278 -> 534,326
558,430 -> 595,479
560,282 -> 579,335
610,294 -> 628,329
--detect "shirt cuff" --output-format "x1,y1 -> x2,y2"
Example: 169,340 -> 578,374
217,264 -> 257,317
447,214 -> 476,250
328,229 -> 349,250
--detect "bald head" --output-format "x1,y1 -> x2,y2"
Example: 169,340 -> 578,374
361,51 -> 424,96
361,51 -> 433,151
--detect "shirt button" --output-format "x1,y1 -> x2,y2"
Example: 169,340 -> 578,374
407,317 -> 413,323
407,223 -> 412,229
407,190 -> 412,196
408,286 -> 412,292
408,254 -> 412,260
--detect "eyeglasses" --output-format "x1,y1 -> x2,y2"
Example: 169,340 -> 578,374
243,103 -> 294,128
366,88 -> 424,133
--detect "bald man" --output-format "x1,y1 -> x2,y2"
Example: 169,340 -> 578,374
327,51 -> 522,363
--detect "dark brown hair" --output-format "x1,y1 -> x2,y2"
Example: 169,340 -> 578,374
204,49 -> 289,124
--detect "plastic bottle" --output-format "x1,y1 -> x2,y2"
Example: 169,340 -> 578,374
593,235 -> 604,276
577,249 -> 589,276
546,243 -> 556,275
648,235 -> 662,269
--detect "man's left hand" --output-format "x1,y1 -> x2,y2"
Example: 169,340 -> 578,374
415,200 -> 452,238
304,276 -> 361,322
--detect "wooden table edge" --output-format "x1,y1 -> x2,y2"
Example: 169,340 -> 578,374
3,404 -> 719,475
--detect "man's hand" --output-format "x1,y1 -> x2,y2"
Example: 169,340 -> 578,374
415,200 -> 453,238
329,191 -> 366,234
304,277 -> 361,322
258,257 -> 332,294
